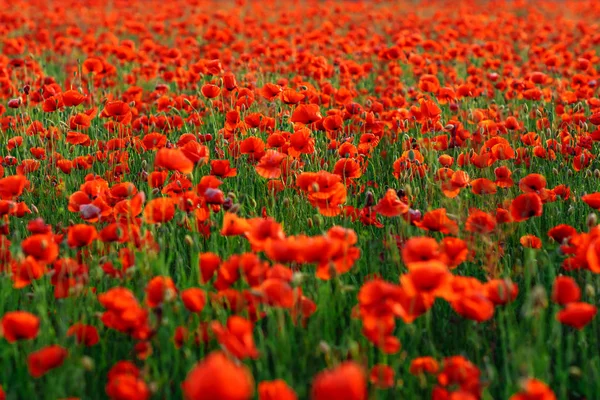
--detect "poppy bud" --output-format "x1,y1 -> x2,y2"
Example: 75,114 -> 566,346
585,284 -> 595,298
348,340 -> 360,359
569,366 -> 582,377
444,124 -> 455,131
318,341 -> 331,354
408,208 -> 422,223
594,169 -> 600,179
184,235 -> 194,246
587,213 -> 597,229
307,218 -> 314,229
531,285 -> 548,312
365,190 -> 374,207
8,98 -> 22,108
341,284 -> 355,293
81,356 -> 95,371
314,214 -> 324,227
291,272 -> 305,286
282,198 -> 290,208
229,204 -> 240,214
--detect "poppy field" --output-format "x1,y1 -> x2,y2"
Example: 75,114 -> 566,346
2,0 -> 600,398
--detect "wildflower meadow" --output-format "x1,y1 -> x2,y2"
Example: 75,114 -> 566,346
0,0 -> 599,399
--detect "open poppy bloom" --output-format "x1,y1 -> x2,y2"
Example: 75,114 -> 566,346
1,1 -> 600,398
182,351 -> 254,400
1,311 -> 40,342
258,380 -> 297,400
311,362 -> 366,400
154,148 -> 195,174
28,345 -> 68,378
557,302 -> 597,329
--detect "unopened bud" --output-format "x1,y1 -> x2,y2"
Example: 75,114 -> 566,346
587,213 -> 597,229
291,272 -> 305,286
531,285 -> 548,310
365,190 -> 374,207
569,366 -> 582,378
318,341 -> 331,354
585,284 -> 595,298
81,356 -> 95,371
